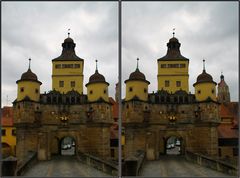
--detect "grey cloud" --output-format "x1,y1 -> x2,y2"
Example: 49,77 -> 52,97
2,2 -> 118,106
122,2 -> 238,101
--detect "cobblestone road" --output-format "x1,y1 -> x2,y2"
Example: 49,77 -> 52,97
23,155 -> 112,177
140,156 -> 231,177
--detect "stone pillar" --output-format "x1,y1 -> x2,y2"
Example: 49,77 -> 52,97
38,132 -> 47,160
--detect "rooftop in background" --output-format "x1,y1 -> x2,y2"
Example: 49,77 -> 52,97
218,102 -> 238,138
1,106 -> 13,126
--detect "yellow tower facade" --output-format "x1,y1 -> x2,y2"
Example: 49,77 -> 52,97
125,59 -> 150,101
193,60 -> 217,101
157,36 -> 189,93
52,36 -> 84,94
16,59 -> 42,102
86,61 -> 109,102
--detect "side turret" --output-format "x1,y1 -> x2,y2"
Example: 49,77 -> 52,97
125,58 -> 150,101
16,58 -> 42,102
86,60 -> 109,102
193,60 -> 217,102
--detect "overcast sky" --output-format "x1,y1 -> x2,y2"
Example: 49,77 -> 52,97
2,2 -> 118,106
2,2 -> 239,106
122,2 -> 238,101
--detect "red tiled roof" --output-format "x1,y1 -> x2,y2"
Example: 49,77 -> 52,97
109,97 -> 119,139
110,122 -> 118,139
109,97 -> 119,120
1,106 -> 13,126
218,102 -> 239,138
218,124 -> 238,138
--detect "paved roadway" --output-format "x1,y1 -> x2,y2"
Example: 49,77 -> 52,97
23,155 -> 112,177
140,156 -> 231,177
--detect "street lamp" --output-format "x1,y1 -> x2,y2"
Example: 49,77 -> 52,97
168,115 -> 176,122
60,116 -> 68,125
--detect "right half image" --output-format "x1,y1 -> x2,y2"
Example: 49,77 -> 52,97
121,1 -> 238,177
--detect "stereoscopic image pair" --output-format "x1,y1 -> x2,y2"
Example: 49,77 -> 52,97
1,1 -> 238,177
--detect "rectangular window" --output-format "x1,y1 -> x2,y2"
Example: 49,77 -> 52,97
165,80 -> 170,87
12,129 -> 16,136
2,129 -> 6,136
129,87 -> 133,92
111,149 -> 115,157
74,64 -> 80,68
110,139 -> 118,147
59,81 -> 64,87
233,148 -> 238,156
71,81 -> 75,87
218,148 -> 222,157
161,64 -> 166,68
55,64 -> 61,68
20,87 -> 24,92
180,64 -> 186,68
198,90 -> 201,94
62,64 -> 74,68
176,81 -> 181,87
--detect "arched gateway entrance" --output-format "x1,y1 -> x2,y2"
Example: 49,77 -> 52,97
164,136 -> 184,155
51,136 -> 76,156
163,133 -> 185,155
59,136 -> 76,156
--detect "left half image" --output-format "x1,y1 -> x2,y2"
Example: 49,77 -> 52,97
1,1 -> 118,177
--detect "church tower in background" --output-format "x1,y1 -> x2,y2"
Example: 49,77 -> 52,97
217,72 -> 230,103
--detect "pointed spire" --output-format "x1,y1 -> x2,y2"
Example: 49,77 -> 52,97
95,59 -> 98,72
136,58 -> 139,70
68,29 -> 70,38
203,59 -> 206,72
28,58 -> 31,69
173,28 -> 175,37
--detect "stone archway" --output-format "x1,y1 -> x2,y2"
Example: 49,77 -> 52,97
59,136 -> 76,156
162,132 -> 185,156
165,136 -> 183,155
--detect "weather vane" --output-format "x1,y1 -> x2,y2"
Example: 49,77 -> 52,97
95,59 -> 98,71
136,58 -> 139,69
29,58 -> 31,69
173,28 -> 176,37
68,29 -> 70,38
203,59 -> 205,71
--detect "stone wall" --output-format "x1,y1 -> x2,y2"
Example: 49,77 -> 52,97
13,100 -> 114,163
122,99 -> 221,160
